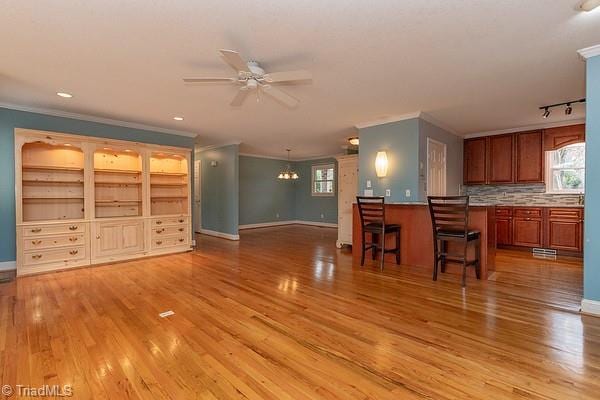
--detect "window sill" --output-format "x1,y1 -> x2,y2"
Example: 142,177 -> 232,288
545,191 -> 584,195
311,193 -> 335,197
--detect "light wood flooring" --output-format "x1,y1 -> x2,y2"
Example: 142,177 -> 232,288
0,225 -> 598,399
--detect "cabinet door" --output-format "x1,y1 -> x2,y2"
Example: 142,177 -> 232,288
548,220 -> 582,252
337,158 -> 358,245
488,134 -> 514,183
463,137 -> 487,185
513,218 -> 543,247
95,223 -> 123,257
515,130 -> 544,183
496,217 -> 513,246
122,221 -> 144,253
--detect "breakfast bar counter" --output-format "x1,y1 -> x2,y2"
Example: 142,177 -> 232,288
352,203 -> 496,279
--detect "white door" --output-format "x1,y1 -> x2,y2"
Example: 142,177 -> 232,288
193,159 -> 201,233
427,138 -> 447,196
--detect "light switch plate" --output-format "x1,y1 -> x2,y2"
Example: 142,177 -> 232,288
385,189 -> 391,197
366,180 -> 372,188
364,189 -> 374,196
405,189 -> 411,197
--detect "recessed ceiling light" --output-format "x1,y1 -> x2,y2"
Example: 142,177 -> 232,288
580,0 -> 600,11
173,116 -> 184,121
57,92 -> 73,98
348,137 -> 359,146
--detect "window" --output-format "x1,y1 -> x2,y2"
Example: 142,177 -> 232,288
312,164 -> 335,196
546,143 -> 585,193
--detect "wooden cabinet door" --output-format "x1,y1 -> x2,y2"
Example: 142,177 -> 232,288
496,217 -> 513,245
463,137 -> 487,185
95,222 -> 123,257
515,130 -> 544,183
488,134 -> 514,183
122,221 -> 144,253
513,218 -> 543,247
548,220 -> 582,252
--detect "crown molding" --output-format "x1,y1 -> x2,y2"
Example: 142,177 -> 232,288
354,112 -> 422,129
464,118 -> 586,139
196,141 -> 242,152
578,44 -> 600,60
239,152 -> 342,162
418,112 -> 459,136
0,102 -> 199,138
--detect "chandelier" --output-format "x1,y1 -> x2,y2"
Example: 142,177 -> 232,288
277,149 -> 299,180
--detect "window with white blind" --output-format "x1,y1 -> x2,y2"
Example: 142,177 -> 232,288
311,164 -> 335,196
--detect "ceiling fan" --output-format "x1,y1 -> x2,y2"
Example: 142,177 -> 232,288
183,49 -> 312,108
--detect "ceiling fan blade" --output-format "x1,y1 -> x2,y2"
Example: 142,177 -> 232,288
230,88 -> 249,107
262,86 -> 299,108
263,70 -> 312,83
219,49 -> 250,72
183,77 -> 236,83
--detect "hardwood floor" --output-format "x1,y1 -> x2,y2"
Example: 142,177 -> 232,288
1,225 -> 599,399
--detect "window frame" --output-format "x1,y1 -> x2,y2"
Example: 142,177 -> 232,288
545,143 -> 585,194
311,163 -> 335,197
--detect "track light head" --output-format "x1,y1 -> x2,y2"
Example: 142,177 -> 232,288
565,104 -> 573,115
542,108 -> 551,119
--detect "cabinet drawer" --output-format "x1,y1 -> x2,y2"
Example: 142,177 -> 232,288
152,216 -> 188,226
152,236 -> 188,250
495,207 -> 513,217
24,234 -> 85,251
23,222 -> 86,237
24,246 -> 86,266
513,208 -> 542,218
548,208 -> 583,220
152,225 -> 188,237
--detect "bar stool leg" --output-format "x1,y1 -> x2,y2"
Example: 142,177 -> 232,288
475,238 -> 481,280
379,231 -> 385,271
360,231 -> 366,266
432,238 -> 439,281
372,233 -> 377,260
395,230 -> 400,265
441,240 -> 447,273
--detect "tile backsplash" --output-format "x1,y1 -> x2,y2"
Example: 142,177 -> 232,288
463,184 -> 583,206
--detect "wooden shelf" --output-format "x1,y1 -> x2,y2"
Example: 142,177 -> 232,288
150,172 -> 188,176
95,200 -> 142,204
23,180 -> 84,184
23,197 -> 84,200
95,181 -> 142,186
150,183 -> 187,187
23,165 -> 84,172
95,169 -> 142,175
151,196 -> 188,201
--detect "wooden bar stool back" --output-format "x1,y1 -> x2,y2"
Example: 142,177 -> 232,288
356,196 -> 401,270
427,196 -> 481,287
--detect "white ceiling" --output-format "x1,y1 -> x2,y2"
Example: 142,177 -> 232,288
1,1 -> 599,159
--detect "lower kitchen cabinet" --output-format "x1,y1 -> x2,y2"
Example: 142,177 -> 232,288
496,218 -> 513,246
546,208 -> 584,252
92,219 -> 145,260
513,216 -> 543,248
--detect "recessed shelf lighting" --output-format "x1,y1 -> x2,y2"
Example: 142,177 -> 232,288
57,92 -> 73,98
173,116 -> 184,121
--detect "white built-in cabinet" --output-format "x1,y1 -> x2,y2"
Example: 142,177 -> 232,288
15,128 -> 192,275
335,154 -> 358,248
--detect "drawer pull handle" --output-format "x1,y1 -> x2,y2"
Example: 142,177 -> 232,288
32,254 -> 43,260
156,221 -> 163,225
69,237 -> 78,242
178,228 -> 184,232
156,240 -> 163,245
31,240 -> 42,245
178,219 -> 184,223
179,238 -> 185,243
156,228 -> 165,234
31,228 -> 42,233
69,250 -> 79,255
69,226 -> 78,231
526,218 -> 531,221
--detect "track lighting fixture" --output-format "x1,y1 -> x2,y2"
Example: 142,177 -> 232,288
539,98 -> 585,119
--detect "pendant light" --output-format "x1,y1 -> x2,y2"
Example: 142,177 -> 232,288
277,149 -> 299,180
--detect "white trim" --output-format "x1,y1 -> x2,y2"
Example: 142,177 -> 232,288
581,299 -> 600,316
239,220 -> 338,230
464,118 -> 587,139
355,112 -> 422,129
196,141 -> 242,152
578,44 -> 600,60
199,229 -> 240,241
0,103 -> 198,138
0,261 -> 16,272
239,152 -> 342,162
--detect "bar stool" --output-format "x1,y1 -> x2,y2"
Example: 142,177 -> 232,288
356,196 -> 401,270
427,196 -> 481,287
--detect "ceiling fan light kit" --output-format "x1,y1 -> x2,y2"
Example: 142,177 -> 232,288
184,49 -> 312,108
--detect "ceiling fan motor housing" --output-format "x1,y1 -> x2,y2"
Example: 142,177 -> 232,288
247,61 -> 265,77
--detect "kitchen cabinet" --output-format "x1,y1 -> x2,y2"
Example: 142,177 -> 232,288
544,124 -> 585,151
495,207 -> 513,245
463,137 -> 487,185
546,208 -> 583,252
513,207 -> 543,248
515,130 -> 544,183
488,134 -> 514,183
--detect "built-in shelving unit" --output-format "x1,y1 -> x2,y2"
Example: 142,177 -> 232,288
21,142 -> 85,222
94,148 -> 143,218
150,152 -> 189,216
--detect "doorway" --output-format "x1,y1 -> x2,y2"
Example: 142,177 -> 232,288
427,138 -> 447,196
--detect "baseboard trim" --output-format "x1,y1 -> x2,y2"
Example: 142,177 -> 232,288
199,229 -> 240,241
0,261 -> 16,271
581,299 -> 600,317
239,220 -> 338,230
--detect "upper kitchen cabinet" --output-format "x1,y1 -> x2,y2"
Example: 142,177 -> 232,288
463,137 -> 487,185
544,124 -> 585,151
488,134 -> 514,183
515,130 -> 544,183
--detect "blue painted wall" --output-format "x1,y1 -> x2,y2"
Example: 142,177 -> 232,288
198,145 -> 239,236
584,55 -> 600,302
294,158 -> 338,224
239,155 -> 296,225
0,107 -> 195,263
358,118 -> 421,202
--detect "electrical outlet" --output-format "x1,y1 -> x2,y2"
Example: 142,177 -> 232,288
320,214 -> 324,219
276,213 -> 280,218
405,189 -> 411,197
385,189 -> 391,197
366,180 -> 372,188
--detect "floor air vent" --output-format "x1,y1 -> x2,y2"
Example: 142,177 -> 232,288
532,248 -> 557,260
